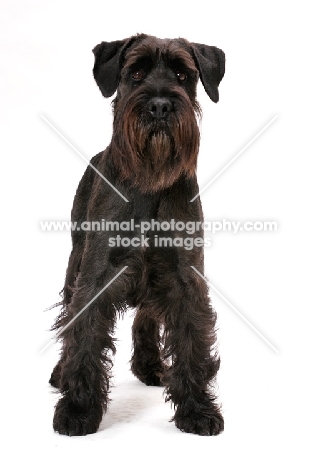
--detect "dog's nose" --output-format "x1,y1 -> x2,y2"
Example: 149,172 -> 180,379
148,98 -> 172,120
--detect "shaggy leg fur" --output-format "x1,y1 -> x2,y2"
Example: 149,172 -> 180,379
52,302 -> 116,436
147,258 -> 224,435
165,288 -> 224,435
131,308 -> 166,386
52,237 -> 125,436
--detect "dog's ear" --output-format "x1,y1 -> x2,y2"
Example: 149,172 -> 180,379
93,35 -> 147,97
92,39 -> 130,97
191,44 -> 225,103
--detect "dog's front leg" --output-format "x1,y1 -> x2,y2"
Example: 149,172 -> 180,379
53,238 -> 126,436
162,264 -> 224,436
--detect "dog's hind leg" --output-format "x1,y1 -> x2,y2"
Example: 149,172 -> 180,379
130,307 -> 166,386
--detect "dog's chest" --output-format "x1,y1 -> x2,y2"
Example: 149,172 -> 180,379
130,191 -> 160,222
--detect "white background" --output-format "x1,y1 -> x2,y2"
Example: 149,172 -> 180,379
1,1 -> 311,466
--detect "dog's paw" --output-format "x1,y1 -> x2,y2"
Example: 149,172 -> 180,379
53,396 -> 103,436
135,372 -> 165,387
131,362 -> 168,387
173,405 -> 224,436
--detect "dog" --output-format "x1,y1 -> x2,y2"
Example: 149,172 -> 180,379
50,33 -> 225,436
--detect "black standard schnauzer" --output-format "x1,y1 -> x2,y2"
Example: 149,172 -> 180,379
50,34 -> 225,436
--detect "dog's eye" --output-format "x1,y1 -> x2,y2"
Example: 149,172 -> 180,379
131,70 -> 146,81
176,72 -> 187,82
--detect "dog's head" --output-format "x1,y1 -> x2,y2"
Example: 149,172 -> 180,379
93,34 -> 225,192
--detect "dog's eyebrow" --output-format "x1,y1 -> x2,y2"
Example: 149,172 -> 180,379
166,46 -> 198,73
124,44 -> 156,69
124,43 -> 197,74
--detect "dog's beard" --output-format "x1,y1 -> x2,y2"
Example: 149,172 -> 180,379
136,122 -> 173,163
112,91 -> 200,193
